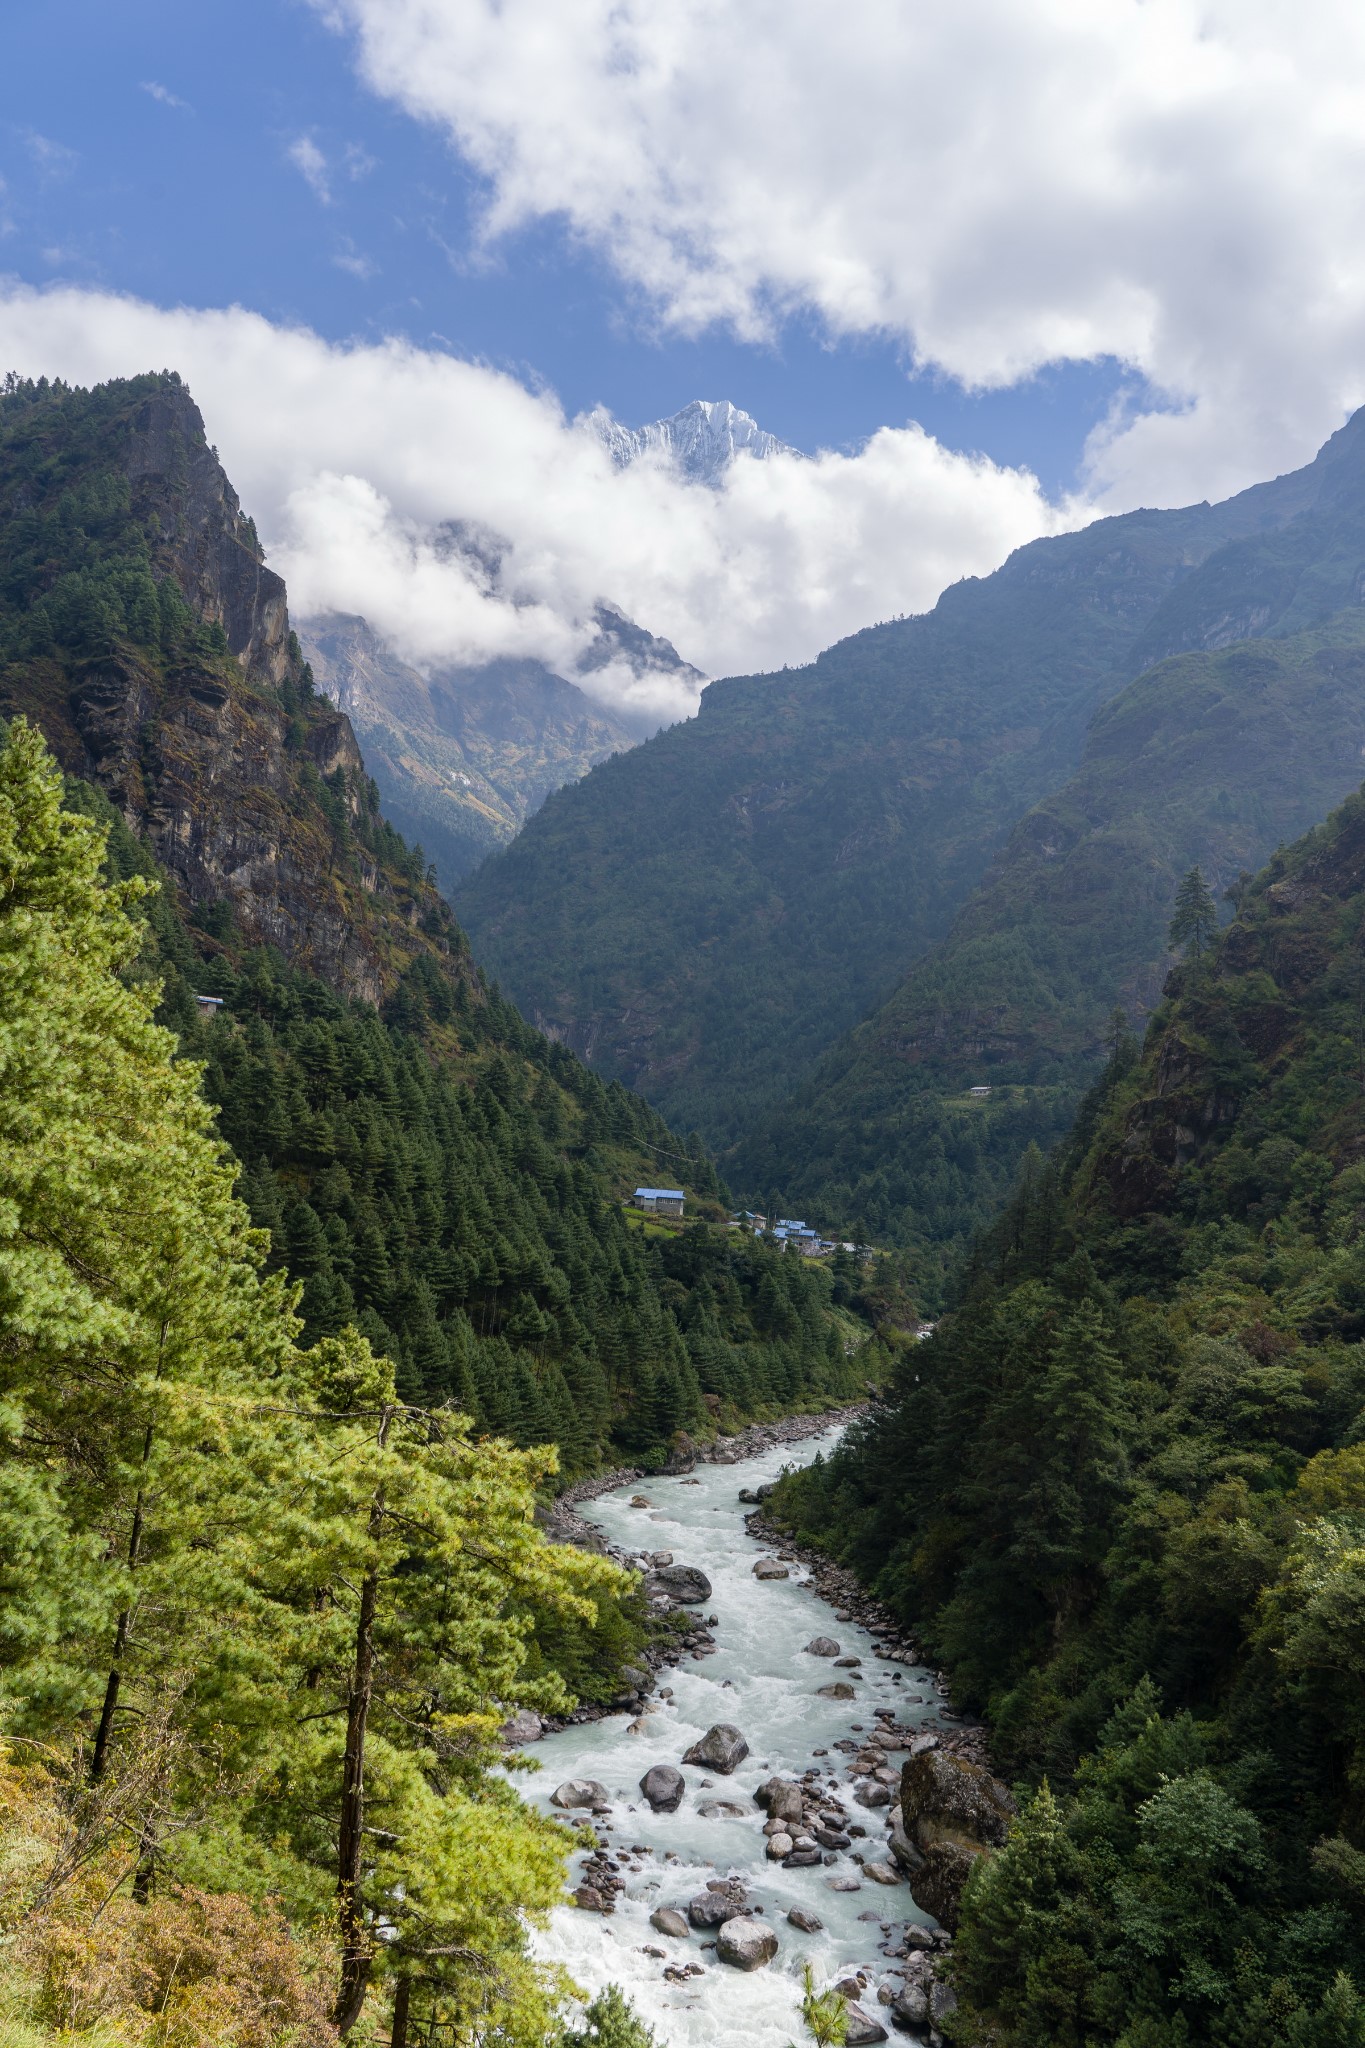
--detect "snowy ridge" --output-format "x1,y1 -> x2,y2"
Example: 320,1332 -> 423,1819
591,398 -> 802,485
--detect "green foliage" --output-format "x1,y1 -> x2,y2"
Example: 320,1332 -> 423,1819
557,1985 -> 659,2048
0,716 -> 625,2042
740,613 -> 1365,1304
768,776 -> 1365,2043
797,1961 -> 849,2046
1169,865 -> 1219,960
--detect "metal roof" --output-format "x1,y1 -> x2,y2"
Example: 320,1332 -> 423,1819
635,1187 -> 685,1200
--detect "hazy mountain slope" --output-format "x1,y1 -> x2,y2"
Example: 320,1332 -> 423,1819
301,611 -> 640,892
455,416 -> 1364,1147
739,609 -> 1365,1290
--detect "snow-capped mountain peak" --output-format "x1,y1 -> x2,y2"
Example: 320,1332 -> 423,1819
590,398 -> 802,485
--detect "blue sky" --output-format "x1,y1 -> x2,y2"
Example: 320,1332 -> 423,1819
2,0 -> 1126,496
1,1 -> 1360,706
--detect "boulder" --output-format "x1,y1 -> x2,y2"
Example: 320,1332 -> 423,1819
805,1636 -> 841,1656
783,1847 -> 822,1867
930,1983 -> 958,2024
826,1874 -> 862,1892
629,1495 -> 651,1507
697,1799 -> 749,1818
500,1708 -> 543,1746
619,1663 -> 651,1694
855,1781 -> 892,1808
650,1907 -> 691,1939
688,1884 -> 749,1928
549,1779 -> 609,1810
646,1550 -> 674,1566
682,1722 -> 750,1774
887,1804 -> 924,1874
862,1860 -> 902,1886
715,1917 -> 779,1970
818,1682 -> 858,1700
899,1748 -> 1017,1930
766,1832 -> 794,1860
787,1907 -> 824,1933
893,1983 -> 929,2026
842,2005 -> 888,2045
573,1884 -> 607,1911
755,1775 -> 805,1822
753,1557 -> 790,1580
640,1764 -> 686,1812
642,1563 -> 713,1607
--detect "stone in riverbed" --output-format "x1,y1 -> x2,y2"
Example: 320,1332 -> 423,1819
715,1917 -> 779,1970
650,1907 -> 690,1939
826,1874 -> 862,1892
818,1682 -> 857,1700
841,2004 -> 888,2045
573,1884 -> 607,1911
753,1557 -> 790,1580
862,1860 -> 902,1886
766,1832 -> 794,1860
899,1748 -> 1017,1930
682,1722 -> 750,1773
500,1708 -> 543,1746
697,1799 -> 748,1818
688,1884 -> 749,1928
550,1779 -> 609,1810
755,1775 -> 804,1821
640,1764 -> 686,1812
855,1781 -> 892,1809
805,1636 -> 840,1656
643,1563 -> 713,1606
893,1983 -> 929,2026
787,1907 -> 824,1933
783,1847 -> 822,1867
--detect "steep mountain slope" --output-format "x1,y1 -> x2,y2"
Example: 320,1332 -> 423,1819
0,370 -> 880,1475
768,784 -> 1365,2043
301,611 -> 640,892
456,414 -> 1365,1146
0,370 -> 463,1004
591,397 -> 801,481
741,609 -> 1365,1288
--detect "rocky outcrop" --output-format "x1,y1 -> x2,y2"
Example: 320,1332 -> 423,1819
899,1748 -> 1017,1929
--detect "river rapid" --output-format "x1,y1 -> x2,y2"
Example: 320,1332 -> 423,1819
514,1429 -> 946,2045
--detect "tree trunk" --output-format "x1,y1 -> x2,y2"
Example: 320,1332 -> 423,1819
390,1975 -> 411,2048
333,1407 -> 393,2036
90,1420 -> 154,1783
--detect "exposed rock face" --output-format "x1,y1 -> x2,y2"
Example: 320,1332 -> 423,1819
715,1916 -> 779,1970
682,1723 -> 749,1774
899,1748 -> 1017,1928
0,377 -> 466,1006
640,1764 -> 686,1812
643,1563 -> 713,1606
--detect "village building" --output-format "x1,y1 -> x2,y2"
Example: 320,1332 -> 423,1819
634,1186 -> 685,1217
968,1084 -> 992,1097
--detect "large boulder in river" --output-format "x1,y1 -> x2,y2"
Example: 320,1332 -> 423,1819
841,2005 -> 888,2045
715,1917 -> 779,1970
500,1708 -> 542,1746
643,1563 -> 713,1606
899,1747 -> 1017,1928
682,1722 -> 750,1773
549,1778 -> 609,1810
687,1882 -> 749,1928
753,1557 -> 789,1579
650,1907 -> 690,1939
755,1775 -> 804,1822
805,1636 -> 840,1656
640,1764 -> 686,1812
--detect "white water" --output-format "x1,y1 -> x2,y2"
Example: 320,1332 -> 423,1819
513,1431 -> 944,2045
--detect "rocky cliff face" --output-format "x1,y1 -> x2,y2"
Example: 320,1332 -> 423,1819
0,373 -> 463,1004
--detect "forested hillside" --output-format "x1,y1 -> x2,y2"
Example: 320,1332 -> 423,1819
455,411 -> 1365,1149
0,372 -> 877,1479
770,781 -> 1365,2044
741,609 -> 1365,1298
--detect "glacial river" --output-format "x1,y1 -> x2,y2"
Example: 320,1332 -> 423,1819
514,1430 -> 944,2046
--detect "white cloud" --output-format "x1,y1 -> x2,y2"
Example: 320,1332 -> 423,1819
332,238 -> 378,280
312,0 -> 1365,509
287,136 -> 332,205
0,284 -> 1064,720
140,81 -> 190,111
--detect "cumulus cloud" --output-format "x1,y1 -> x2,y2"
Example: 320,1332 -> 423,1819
313,0 -> 1365,508
0,283 -> 1064,720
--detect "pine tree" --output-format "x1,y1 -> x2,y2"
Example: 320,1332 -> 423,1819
1168,864 -> 1218,960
